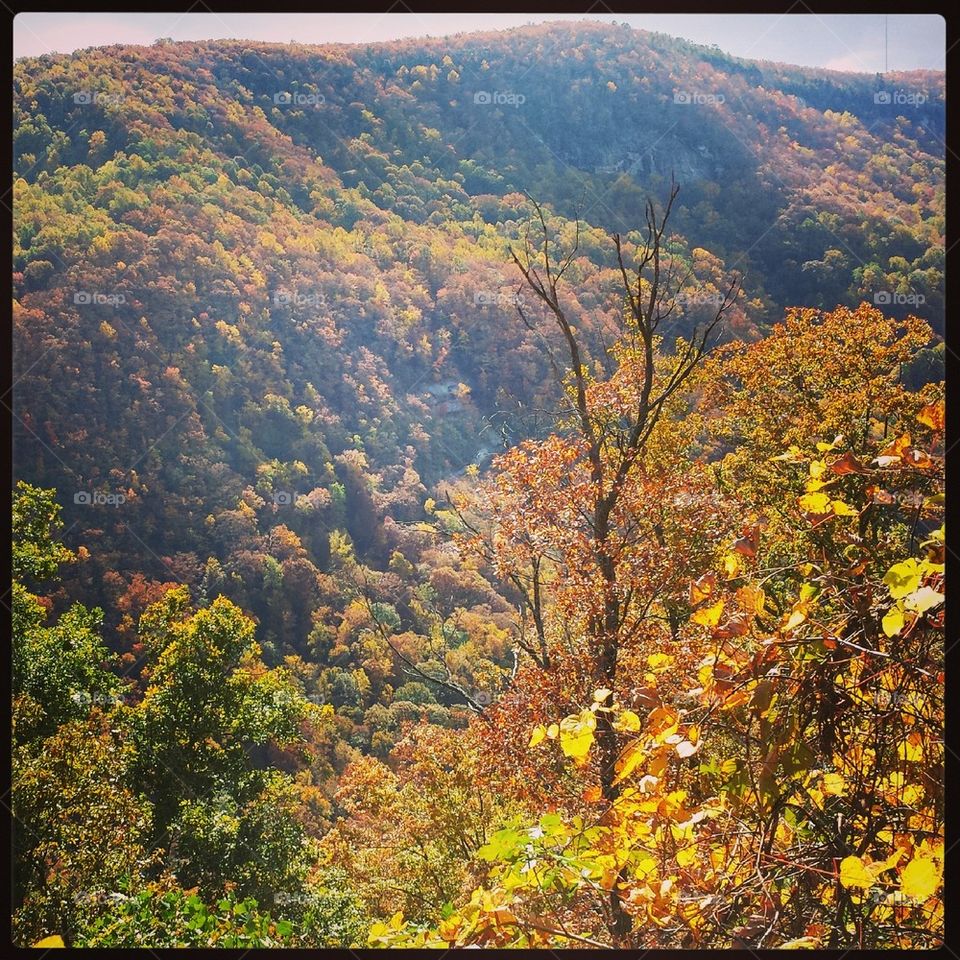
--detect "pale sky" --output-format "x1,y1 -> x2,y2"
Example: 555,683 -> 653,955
13,12 -> 945,73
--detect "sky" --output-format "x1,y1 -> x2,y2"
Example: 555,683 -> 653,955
13,12 -> 945,73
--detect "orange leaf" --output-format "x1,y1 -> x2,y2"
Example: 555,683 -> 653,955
736,584 -> 766,616
917,401 -> 944,431
732,525 -> 759,557
878,433 -> 911,460
689,573 -> 717,605
713,615 -> 750,639
867,485 -> 896,505
830,451 -> 867,475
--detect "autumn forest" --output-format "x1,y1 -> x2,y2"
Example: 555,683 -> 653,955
10,18 -> 945,949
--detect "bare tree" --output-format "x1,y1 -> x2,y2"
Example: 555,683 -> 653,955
510,180 -> 740,942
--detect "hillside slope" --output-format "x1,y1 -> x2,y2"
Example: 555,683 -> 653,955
13,21 -> 944,642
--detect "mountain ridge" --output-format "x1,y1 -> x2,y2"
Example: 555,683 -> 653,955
13,19 -> 944,645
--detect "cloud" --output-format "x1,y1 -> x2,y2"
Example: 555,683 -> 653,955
823,50 -> 880,73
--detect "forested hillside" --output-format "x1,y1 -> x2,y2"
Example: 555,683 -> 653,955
12,21 -> 944,949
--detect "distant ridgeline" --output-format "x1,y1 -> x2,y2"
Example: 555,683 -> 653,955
12,21 -> 944,649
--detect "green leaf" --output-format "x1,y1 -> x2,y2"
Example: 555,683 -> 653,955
538,811 -> 565,836
477,827 -> 524,862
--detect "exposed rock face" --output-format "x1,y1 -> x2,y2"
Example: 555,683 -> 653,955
594,136 -> 721,181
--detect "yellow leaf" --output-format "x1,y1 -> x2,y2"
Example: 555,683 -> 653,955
822,772 -> 845,796
33,937 -> 66,948
884,559 -> 922,599
899,732 -> 924,762
722,553 -> 741,579
784,603 -> 808,632
559,709 -> 596,763
614,709 -> 642,732
875,848 -> 905,873
635,853 -> 658,878
692,599 -> 725,628
900,855 -> 940,901
528,725 -> 546,748
593,687 -> 613,702
839,855 -> 874,889
799,491 -> 832,514
772,445 -> 803,461
882,605 -> 905,638
676,843 -> 698,867
781,936 -> 821,949
647,652 -> 674,672
831,499 -> 858,517
546,723 -> 559,739
613,739 -> 647,784
648,705 -> 680,740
